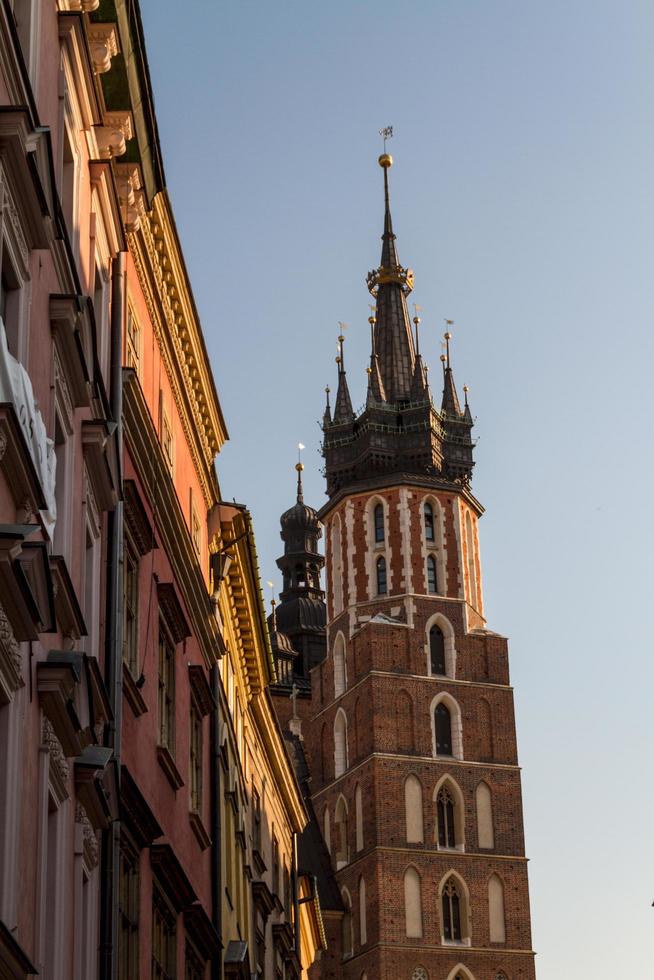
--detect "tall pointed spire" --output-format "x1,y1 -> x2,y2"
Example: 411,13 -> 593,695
366,314 -> 386,405
366,152 -> 416,403
440,328 -> 462,415
333,331 -> 353,422
409,312 -> 428,401
323,385 -> 332,426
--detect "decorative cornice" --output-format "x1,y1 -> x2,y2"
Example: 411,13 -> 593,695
127,191 -> 227,505
87,23 -> 119,75
42,716 -> 70,805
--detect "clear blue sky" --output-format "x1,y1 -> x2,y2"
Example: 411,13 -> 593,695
140,2 -> 654,975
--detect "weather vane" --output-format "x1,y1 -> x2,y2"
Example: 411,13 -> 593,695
379,125 -> 393,152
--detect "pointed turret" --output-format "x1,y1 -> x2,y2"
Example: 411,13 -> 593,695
409,313 -> 429,401
333,333 -> 353,422
366,314 -> 386,406
366,155 -> 416,403
440,330 -> 462,415
323,386 -> 332,426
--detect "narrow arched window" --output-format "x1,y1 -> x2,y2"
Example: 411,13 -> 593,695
333,635 -> 346,698
435,703 -> 452,755
334,796 -> 349,868
334,710 -> 348,778
476,781 -> 494,849
341,889 -> 353,956
374,503 -> 384,543
404,867 -> 423,938
376,556 -> 387,595
488,874 -> 506,943
424,503 -> 434,541
404,775 -> 424,844
355,784 -> 363,851
429,625 -> 446,675
359,877 -> 367,945
442,877 -> 462,941
427,555 -> 438,594
437,786 -> 456,848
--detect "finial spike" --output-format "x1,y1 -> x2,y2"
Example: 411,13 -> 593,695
295,443 -> 305,503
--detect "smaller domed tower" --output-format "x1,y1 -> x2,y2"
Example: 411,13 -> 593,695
269,462 -> 326,688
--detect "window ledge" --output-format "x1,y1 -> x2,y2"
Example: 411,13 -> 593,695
156,745 -> 184,791
123,662 -> 148,717
442,938 -> 471,947
189,810 -> 211,850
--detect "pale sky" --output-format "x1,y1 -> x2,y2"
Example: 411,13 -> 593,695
140,2 -> 654,975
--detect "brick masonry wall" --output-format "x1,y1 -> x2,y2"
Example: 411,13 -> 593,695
301,481 -> 535,980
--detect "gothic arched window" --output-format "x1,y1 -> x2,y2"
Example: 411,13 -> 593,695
427,555 -> 438,594
376,556 -> 387,595
374,503 -> 384,543
437,785 -> 456,848
429,625 -> 446,675
435,703 -> 452,756
442,877 -> 462,941
334,710 -> 348,778
424,503 -> 434,541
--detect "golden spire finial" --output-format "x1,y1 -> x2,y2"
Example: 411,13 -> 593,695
379,125 -> 393,168
443,319 -> 454,369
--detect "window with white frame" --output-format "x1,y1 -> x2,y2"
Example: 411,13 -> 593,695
123,531 -> 139,677
126,305 -> 141,374
189,697 -> 202,816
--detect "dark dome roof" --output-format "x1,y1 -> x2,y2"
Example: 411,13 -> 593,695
280,499 -> 319,531
276,595 -> 326,633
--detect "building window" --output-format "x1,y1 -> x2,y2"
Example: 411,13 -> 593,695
126,306 -> 140,374
252,789 -> 262,853
373,503 -> 384,543
341,889 -> 353,957
0,245 -> 22,359
272,835 -> 280,895
424,503 -> 434,541
185,942 -> 205,980
437,786 -> 456,848
118,842 -> 139,980
283,863 -> 291,917
160,395 -> 174,473
334,795 -> 348,869
376,556 -> 387,596
123,533 -> 139,677
441,877 -> 462,942
189,699 -> 202,815
191,508 -> 201,557
427,555 -> 438,594
435,703 -> 452,756
429,625 -> 445,675
152,886 -> 176,979
158,618 -> 176,753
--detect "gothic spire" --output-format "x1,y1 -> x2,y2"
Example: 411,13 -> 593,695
409,312 -> 428,401
366,154 -> 416,404
333,332 -> 353,422
440,329 -> 462,416
366,314 -> 386,405
323,386 -> 332,426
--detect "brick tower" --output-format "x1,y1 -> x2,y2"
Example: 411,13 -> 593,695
302,152 -> 537,980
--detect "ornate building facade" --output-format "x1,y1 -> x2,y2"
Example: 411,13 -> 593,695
271,154 -> 536,980
0,2 -> 323,978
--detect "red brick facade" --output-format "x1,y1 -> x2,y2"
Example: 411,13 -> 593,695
305,484 -> 536,980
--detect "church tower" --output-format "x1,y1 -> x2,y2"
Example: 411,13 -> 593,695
303,153 -> 537,980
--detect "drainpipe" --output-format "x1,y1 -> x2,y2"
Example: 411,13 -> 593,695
210,664 -> 223,979
99,250 -> 126,980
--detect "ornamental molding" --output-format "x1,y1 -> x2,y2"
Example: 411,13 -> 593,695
75,801 -> 99,869
0,161 -> 29,273
95,111 -> 133,160
87,23 -> 119,75
128,224 -> 215,508
0,599 -> 21,703
115,164 -> 146,233
42,716 -> 70,805
58,0 -> 100,10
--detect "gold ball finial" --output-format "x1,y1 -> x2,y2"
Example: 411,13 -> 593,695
295,462 -> 304,473
338,334 -> 345,343
378,153 -> 393,169
368,315 -> 376,325
413,316 -> 421,325
463,385 -> 469,393
440,354 -> 447,363
444,331 -> 452,341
